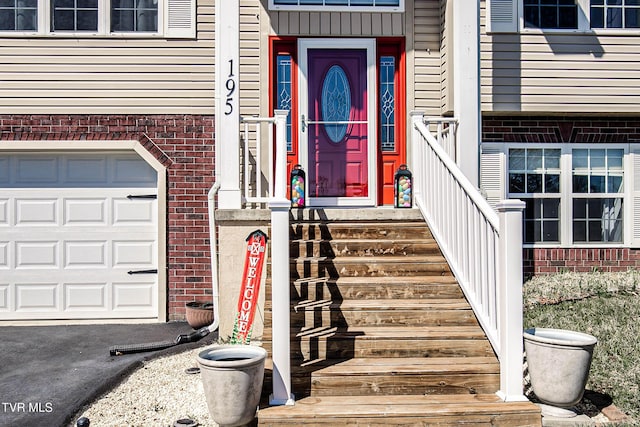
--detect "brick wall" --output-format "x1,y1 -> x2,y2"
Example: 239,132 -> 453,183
1,114 -> 216,320
483,114 -> 640,275
523,248 -> 640,277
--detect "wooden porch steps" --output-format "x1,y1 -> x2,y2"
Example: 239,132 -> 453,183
258,395 -> 542,426
259,208 -> 540,425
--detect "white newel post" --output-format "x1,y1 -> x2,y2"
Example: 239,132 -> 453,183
496,200 -> 528,402
215,0 -> 241,209
452,0 -> 480,186
269,110 -> 295,406
409,111 -> 424,205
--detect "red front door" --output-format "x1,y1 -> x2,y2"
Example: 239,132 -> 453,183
300,39 -> 376,206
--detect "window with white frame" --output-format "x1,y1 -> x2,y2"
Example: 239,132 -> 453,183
488,0 -> 640,32
0,0 -> 192,36
482,143 -> 638,246
591,0 -> 640,29
268,0 -> 403,12
508,148 -> 561,243
523,0 -> 579,29
572,148 -> 624,242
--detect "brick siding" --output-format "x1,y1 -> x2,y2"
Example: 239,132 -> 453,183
483,115 -> 640,275
1,114 -> 216,320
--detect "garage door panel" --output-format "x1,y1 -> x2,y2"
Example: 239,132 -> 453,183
0,242 -> 8,268
113,241 -> 155,267
113,282 -> 155,310
15,199 -> 58,225
113,198 -> 155,224
64,283 -> 107,311
0,285 -> 8,311
15,283 -> 59,311
14,157 -> 59,185
65,157 -> 108,184
0,199 -> 8,224
65,241 -> 107,268
64,199 -> 107,225
112,157 -> 157,186
16,241 -> 59,268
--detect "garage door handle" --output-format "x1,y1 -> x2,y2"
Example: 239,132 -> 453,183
127,269 -> 158,275
127,194 -> 157,199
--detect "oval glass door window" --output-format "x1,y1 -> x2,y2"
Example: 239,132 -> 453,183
321,65 -> 351,143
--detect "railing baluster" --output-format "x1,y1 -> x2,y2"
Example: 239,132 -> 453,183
412,112 -> 525,402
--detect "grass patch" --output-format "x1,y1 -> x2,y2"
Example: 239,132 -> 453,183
524,271 -> 640,423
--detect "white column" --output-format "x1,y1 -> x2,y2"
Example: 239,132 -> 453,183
269,110 -> 294,406
495,200 -> 528,402
452,0 -> 480,187
215,0 -> 241,209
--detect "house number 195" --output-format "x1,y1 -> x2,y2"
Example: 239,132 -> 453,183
225,59 -> 236,115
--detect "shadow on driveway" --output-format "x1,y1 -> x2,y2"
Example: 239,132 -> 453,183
0,322 -> 217,427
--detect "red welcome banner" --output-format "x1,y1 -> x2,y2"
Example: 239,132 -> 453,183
231,229 -> 268,344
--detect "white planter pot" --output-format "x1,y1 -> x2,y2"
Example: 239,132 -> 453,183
524,328 -> 597,417
197,344 -> 267,427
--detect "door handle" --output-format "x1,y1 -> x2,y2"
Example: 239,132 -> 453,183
127,269 -> 158,275
301,114 -> 307,133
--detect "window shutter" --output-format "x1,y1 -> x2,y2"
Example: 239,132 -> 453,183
486,0 -> 518,33
480,145 -> 506,207
631,150 -> 640,247
165,0 -> 196,38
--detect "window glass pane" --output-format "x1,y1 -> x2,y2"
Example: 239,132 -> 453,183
527,149 -> 543,170
274,0 -> 399,5
379,55 -> 395,152
590,175 -> 606,193
573,175 -> 588,193
111,0 -> 158,32
625,8 -> 640,26
0,0 -> 38,30
509,149 -> 526,170
509,173 -> 526,193
522,198 -> 560,243
608,149 -> 624,169
545,149 -> 561,168
545,174 -> 560,192
573,198 -> 623,242
527,174 -> 543,193
609,175 -> 623,193
276,54 -> 293,152
52,0 -> 98,31
591,7 -> 605,26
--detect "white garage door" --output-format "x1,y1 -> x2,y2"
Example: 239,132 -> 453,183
0,152 -> 159,320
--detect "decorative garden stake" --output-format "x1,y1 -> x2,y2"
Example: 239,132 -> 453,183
290,164 -> 305,208
394,164 -> 412,208
230,229 -> 268,345
197,229 -> 269,426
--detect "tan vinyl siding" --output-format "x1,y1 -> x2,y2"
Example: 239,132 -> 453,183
413,0 -> 441,115
269,11 -> 404,36
0,1 -> 214,114
439,0 -> 452,115
480,1 -> 640,114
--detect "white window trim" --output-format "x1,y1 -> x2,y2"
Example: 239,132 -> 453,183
487,0 -> 640,35
0,0 -> 181,38
268,0 -> 404,13
482,142 -> 638,249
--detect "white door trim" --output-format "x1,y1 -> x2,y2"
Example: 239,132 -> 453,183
298,38 -> 377,207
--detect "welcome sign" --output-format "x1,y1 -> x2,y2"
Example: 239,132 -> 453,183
231,229 -> 268,344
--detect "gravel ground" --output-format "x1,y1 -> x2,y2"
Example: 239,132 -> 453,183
71,347 -> 215,427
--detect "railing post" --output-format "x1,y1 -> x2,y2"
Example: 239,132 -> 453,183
495,200 -> 528,402
269,109 -> 294,406
409,111 -> 424,206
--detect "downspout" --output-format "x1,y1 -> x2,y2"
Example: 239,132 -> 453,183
206,181 -> 222,333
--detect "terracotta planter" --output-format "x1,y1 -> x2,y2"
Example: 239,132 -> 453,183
197,345 -> 267,427
524,328 -> 597,417
185,301 -> 214,329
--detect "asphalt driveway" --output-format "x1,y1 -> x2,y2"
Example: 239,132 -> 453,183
0,322 -> 217,427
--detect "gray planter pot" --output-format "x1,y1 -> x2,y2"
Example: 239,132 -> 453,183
524,328 -> 597,417
197,344 -> 267,427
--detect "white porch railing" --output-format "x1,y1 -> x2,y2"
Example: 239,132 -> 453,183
424,116 -> 458,161
410,111 -> 527,402
240,110 -> 294,406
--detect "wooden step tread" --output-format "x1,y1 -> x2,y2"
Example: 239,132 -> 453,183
291,255 -> 447,263
293,299 -> 471,310
290,275 -> 459,285
301,357 -> 499,375
293,325 -> 489,339
258,394 -> 541,420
